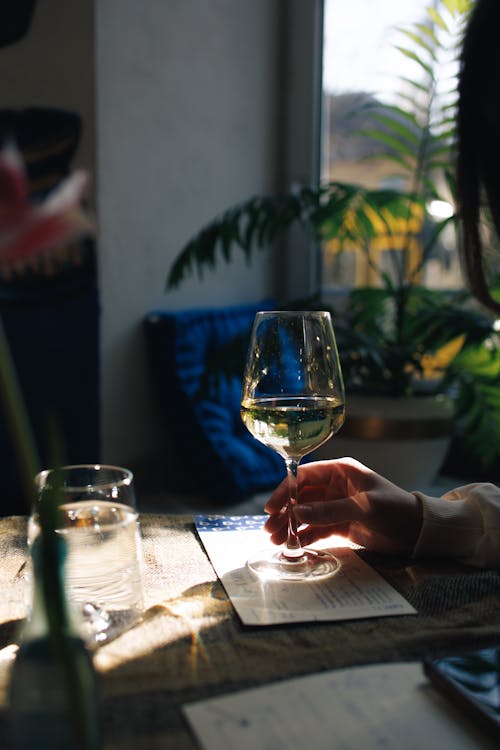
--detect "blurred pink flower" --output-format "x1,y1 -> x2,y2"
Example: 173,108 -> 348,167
0,143 -> 93,266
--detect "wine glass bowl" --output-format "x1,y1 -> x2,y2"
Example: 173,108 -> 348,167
241,311 -> 345,581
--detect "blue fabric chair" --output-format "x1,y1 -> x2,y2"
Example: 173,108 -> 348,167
144,301 -> 286,504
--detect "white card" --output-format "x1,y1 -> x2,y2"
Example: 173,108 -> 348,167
195,515 -> 416,625
184,661 -> 497,750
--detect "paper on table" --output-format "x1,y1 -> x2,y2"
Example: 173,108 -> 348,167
195,515 -> 416,626
183,661 -> 497,750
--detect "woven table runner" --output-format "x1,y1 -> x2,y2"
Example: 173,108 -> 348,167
1,513 -> 499,749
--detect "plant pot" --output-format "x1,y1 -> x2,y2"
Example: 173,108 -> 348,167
311,393 -> 454,491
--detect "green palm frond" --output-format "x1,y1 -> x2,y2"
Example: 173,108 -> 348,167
399,77 -> 429,95
370,114 -> 421,146
428,6 -> 449,31
167,183 -> 424,290
166,192 -> 304,289
395,46 -> 435,78
452,344 -> 500,465
357,127 -> 419,159
414,22 -> 440,46
397,27 -> 437,59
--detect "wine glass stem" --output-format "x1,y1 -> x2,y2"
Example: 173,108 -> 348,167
284,458 -> 303,559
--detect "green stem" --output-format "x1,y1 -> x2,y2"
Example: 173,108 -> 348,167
39,502 -> 97,750
0,316 -> 41,511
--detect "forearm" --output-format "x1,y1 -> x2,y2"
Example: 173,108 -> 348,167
412,483 -> 500,567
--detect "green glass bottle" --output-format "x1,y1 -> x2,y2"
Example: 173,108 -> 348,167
8,530 -> 101,749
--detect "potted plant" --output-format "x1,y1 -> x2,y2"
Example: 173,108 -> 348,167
165,0 -> 500,488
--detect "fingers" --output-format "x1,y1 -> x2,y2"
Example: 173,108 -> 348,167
263,457 -> 374,554
265,495 -> 362,546
263,500 -> 340,542
265,458 -> 373,515
264,476 -> 289,513
269,521 -> 352,547
265,459 -> 346,513
296,457 -> 368,489
294,496 -> 363,526
264,508 -> 287,532
298,522 -> 351,547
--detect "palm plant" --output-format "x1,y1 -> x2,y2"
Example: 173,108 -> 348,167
166,0 -> 500,469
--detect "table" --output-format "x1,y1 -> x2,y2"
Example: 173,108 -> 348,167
1,513 -> 500,749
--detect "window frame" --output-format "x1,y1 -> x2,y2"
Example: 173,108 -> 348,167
277,0 -> 324,303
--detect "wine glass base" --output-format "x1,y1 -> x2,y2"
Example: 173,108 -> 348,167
247,547 -> 341,582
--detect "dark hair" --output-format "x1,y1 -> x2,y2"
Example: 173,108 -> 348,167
457,0 -> 500,313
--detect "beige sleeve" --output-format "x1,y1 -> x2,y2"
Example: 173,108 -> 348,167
412,483 -> 500,567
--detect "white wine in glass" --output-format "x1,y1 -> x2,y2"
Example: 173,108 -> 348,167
241,310 -> 345,581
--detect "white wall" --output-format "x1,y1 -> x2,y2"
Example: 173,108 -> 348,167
0,0 -> 288,478
96,0 -> 281,470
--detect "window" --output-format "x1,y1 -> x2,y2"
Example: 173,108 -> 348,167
320,0 -> 465,293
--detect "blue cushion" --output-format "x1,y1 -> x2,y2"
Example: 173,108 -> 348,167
144,301 -> 286,503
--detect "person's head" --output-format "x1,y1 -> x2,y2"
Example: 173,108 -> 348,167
457,0 -> 500,314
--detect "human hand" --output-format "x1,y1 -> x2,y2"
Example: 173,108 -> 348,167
264,457 -> 423,555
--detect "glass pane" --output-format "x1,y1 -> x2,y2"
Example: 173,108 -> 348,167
321,0 -> 464,292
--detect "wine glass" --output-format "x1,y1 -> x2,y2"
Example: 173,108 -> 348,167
241,310 -> 345,581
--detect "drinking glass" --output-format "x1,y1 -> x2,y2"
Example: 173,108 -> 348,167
241,311 -> 345,581
28,464 -> 144,646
